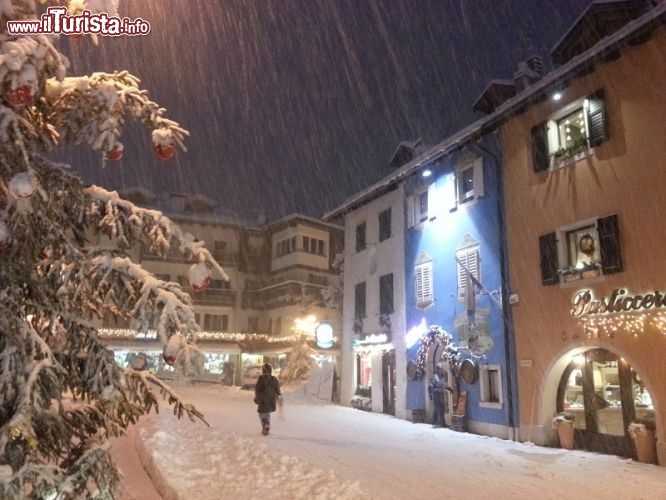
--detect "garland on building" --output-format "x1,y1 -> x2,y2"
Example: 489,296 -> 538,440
414,325 -> 461,380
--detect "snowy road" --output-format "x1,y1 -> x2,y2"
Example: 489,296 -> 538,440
116,384 -> 666,499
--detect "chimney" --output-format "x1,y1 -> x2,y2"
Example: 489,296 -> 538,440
513,55 -> 545,91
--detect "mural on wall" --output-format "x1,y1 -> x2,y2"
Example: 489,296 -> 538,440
454,235 -> 494,355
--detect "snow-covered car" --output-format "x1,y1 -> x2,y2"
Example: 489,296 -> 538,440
241,364 -> 263,389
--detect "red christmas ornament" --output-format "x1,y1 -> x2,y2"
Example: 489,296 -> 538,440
192,276 -> 211,293
188,262 -> 212,293
3,83 -> 34,108
163,334 -> 185,366
105,144 -> 123,161
154,143 -> 176,161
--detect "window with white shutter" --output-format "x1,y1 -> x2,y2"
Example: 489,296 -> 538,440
414,252 -> 433,310
456,240 -> 480,301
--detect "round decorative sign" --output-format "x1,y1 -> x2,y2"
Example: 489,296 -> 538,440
315,322 -> 334,349
460,358 -> 479,384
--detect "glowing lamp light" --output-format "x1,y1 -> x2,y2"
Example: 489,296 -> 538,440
315,322 -> 334,349
422,168 -> 432,178
552,92 -> 562,101
405,318 -> 428,349
294,314 -> 318,336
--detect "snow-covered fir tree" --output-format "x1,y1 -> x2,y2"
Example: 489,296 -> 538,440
0,1 -> 227,497
280,334 -> 317,385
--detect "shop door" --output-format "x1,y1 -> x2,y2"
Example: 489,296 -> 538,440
382,350 -> 396,415
557,348 -> 654,458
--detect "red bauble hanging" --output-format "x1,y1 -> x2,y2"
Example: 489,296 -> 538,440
154,143 -> 176,161
3,83 -> 34,108
188,262 -> 212,293
163,334 -> 185,366
105,144 -> 123,161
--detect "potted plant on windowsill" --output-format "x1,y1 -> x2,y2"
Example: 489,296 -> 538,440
628,420 -> 657,464
552,412 -> 575,449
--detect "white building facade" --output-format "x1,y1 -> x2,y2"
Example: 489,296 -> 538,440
326,185 -> 408,419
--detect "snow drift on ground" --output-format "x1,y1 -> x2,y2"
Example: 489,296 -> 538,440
111,382 -> 666,500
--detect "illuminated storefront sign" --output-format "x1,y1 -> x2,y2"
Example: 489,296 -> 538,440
571,288 -> 666,318
315,322 -> 334,349
353,333 -> 389,347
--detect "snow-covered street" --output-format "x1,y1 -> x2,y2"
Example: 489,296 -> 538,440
111,383 -> 666,499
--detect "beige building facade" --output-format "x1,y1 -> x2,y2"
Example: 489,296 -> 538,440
498,3 -> 666,464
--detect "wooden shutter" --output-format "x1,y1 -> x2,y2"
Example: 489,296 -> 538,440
539,232 -> 559,286
406,195 -> 415,228
457,248 -> 479,299
531,122 -> 549,172
472,158 -> 485,198
415,263 -> 433,308
598,214 -> 623,274
587,90 -> 608,147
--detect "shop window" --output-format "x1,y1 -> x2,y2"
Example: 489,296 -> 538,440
378,208 -> 392,242
414,253 -> 433,310
456,157 -> 484,205
355,222 -> 366,252
354,282 -> 366,319
539,214 -> 622,286
379,273 -> 394,315
479,364 -> 502,409
357,352 -> 372,387
532,89 -> 608,172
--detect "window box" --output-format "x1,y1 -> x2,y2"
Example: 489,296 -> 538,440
532,89 -> 608,173
539,214 -> 622,286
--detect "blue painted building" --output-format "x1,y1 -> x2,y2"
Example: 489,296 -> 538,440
402,133 -> 518,439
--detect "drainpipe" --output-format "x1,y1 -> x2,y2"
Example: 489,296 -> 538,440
469,138 -> 518,441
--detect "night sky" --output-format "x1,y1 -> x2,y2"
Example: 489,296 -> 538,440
59,0 -> 592,222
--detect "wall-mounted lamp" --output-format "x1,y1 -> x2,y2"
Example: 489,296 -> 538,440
552,92 -> 562,101
421,168 -> 432,178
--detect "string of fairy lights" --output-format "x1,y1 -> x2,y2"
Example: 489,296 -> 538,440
98,328 -> 306,344
579,311 -> 666,339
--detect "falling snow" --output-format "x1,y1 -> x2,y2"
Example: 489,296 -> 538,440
60,0 -> 592,222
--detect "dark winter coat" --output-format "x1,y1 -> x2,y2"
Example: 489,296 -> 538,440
254,373 -> 281,413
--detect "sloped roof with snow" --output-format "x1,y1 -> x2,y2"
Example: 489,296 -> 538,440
322,2 -> 666,221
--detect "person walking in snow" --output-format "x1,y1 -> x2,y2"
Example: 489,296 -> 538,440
254,363 -> 282,435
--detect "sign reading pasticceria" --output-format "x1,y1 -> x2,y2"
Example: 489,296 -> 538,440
571,288 -> 666,318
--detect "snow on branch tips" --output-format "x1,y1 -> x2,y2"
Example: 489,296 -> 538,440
84,185 -> 229,282
45,71 -> 189,159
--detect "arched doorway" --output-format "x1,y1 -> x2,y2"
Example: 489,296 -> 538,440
556,348 -> 654,457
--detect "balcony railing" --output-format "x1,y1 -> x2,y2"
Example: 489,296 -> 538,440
241,281 -> 324,310
141,247 -> 239,266
189,288 -> 237,306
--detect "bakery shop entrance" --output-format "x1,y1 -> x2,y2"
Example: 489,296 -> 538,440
557,348 -> 654,457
